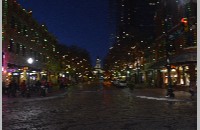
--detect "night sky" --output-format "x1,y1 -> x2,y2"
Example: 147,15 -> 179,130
17,0 -> 113,66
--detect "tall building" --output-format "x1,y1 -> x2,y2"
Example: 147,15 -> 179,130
2,0 -> 94,88
2,0 -> 61,85
146,0 -> 197,90
104,0 -> 156,81
104,0 -> 197,92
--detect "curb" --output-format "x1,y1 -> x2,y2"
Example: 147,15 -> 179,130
2,90 -> 68,104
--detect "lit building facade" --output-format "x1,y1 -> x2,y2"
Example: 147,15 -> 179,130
2,0 -> 61,85
104,0 -> 197,91
146,0 -> 197,90
104,0 -> 156,82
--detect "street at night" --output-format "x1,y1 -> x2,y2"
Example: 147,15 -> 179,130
2,0 -> 198,129
2,83 -> 197,130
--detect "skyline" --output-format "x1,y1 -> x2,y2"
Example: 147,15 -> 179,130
18,0 -> 114,66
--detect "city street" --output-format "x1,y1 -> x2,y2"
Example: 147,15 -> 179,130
2,0 -> 197,130
2,83 -> 197,130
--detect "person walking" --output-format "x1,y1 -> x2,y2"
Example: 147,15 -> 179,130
35,80 -> 41,94
11,80 -> 18,97
7,80 -> 18,97
7,81 -> 11,97
40,80 -> 46,97
48,80 -> 53,93
20,80 -> 27,97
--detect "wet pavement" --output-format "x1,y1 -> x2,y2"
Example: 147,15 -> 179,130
2,83 -> 197,130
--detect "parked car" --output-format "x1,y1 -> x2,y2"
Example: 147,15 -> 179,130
117,81 -> 127,87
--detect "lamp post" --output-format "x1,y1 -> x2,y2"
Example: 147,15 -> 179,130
164,18 -> 175,98
165,53 -> 174,97
136,59 -> 140,84
27,58 -> 34,86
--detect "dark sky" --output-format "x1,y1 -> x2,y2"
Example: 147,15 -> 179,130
18,0 -> 112,66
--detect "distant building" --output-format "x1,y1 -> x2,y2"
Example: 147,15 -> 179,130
93,57 -> 104,79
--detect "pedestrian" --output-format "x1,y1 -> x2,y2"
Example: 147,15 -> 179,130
20,80 -> 27,97
45,81 -> 49,94
9,79 -> 18,97
40,85 -> 46,97
40,80 -> 46,97
7,81 -> 11,97
48,80 -> 53,93
59,81 -> 64,90
35,80 -> 41,93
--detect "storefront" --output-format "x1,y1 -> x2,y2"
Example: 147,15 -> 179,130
149,50 -> 197,91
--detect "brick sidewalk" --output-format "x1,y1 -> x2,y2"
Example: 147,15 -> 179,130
128,88 -> 197,102
2,88 -> 68,104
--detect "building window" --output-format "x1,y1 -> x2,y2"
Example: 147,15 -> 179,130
10,16 -> 15,29
16,43 -> 20,54
34,51 -> 37,59
8,39 -> 13,52
17,22 -> 21,33
30,49 -> 33,57
43,55 -> 46,62
23,25 -> 27,35
22,45 -> 26,56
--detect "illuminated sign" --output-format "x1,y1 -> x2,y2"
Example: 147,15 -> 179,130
13,72 -> 19,75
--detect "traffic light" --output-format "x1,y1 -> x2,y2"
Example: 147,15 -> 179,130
181,18 -> 189,32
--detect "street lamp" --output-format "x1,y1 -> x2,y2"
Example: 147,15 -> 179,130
164,18 -> 175,98
27,58 -> 34,64
165,57 -> 174,97
27,58 -> 34,86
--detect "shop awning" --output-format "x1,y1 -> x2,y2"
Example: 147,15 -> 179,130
170,52 -> 197,64
149,51 -> 197,69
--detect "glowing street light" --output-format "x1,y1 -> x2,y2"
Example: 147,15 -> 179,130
27,58 -> 34,64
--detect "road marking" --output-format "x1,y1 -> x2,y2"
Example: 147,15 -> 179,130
136,96 -> 183,102
81,91 -> 97,93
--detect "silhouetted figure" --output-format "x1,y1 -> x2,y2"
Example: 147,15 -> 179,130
9,80 -> 18,97
20,80 -> 27,97
59,82 -> 65,90
35,80 -> 41,93
40,80 -> 46,97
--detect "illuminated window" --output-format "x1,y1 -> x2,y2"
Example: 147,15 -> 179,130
23,26 -> 27,35
22,45 -> 26,56
8,39 -> 13,52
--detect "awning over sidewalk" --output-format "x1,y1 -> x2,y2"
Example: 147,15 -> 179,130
170,52 -> 197,64
149,51 -> 197,69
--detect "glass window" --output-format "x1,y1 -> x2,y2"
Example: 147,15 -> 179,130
22,45 -> 26,56
16,43 -> 20,54
23,25 -> 27,35
9,39 -> 13,52
10,16 -> 15,29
